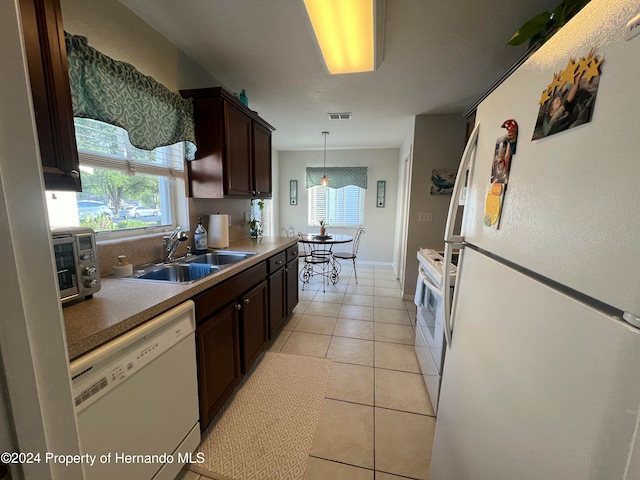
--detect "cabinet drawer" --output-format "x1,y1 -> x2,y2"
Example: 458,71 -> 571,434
286,245 -> 298,263
268,252 -> 286,273
194,262 -> 267,322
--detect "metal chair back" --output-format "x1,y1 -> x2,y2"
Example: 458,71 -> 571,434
281,226 -> 295,237
351,228 -> 365,255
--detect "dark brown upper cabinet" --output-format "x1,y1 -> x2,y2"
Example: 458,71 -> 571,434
180,87 -> 275,199
20,0 -> 81,191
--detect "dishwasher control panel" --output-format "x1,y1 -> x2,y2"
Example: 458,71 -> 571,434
71,315 -> 193,413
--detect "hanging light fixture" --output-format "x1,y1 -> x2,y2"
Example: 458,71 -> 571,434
321,131 -> 329,187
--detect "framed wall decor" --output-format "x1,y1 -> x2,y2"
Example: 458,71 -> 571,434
290,180 -> 298,205
377,180 -> 385,207
430,169 -> 456,195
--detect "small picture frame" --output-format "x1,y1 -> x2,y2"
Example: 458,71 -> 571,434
377,180 -> 385,208
290,180 -> 298,205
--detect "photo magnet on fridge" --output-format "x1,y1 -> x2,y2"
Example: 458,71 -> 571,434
532,48 -> 603,140
486,120 -> 518,229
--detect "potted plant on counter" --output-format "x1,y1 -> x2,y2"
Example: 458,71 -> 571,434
249,199 -> 264,238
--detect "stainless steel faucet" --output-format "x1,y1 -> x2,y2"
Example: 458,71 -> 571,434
163,227 -> 189,262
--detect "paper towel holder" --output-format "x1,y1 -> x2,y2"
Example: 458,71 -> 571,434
208,214 -> 229,248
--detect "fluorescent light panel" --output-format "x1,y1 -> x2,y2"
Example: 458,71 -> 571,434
304,0 -> 374,74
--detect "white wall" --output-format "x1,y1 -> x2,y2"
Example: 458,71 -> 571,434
392,124 -> 417,282
60,0 -> 221,92
402,114 -> 466,297
279,148 -> 399,264
271,149 -> 280,235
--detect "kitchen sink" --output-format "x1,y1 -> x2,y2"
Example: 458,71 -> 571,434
120,250 -> 257,284
184,250 -> 257,266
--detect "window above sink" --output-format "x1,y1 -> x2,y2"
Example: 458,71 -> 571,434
46,119 -> 188,240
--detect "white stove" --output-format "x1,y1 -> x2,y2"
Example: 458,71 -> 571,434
417,248 -> 457,289
414,248 -> 457,413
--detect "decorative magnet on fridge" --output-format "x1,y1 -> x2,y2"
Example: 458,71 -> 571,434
501,119 -> 518,155
485,119 -> 518,229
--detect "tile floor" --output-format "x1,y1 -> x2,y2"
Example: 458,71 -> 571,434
178,262 -> 435,480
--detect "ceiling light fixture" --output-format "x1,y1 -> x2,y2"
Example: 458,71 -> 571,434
303,0 -> 383,75
321,131 -> 329,187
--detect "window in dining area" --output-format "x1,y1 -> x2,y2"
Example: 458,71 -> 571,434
308,185 -> 365,227
305,166 -> 367,227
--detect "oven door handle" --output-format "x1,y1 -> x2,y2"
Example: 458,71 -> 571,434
420,270 -> 444,299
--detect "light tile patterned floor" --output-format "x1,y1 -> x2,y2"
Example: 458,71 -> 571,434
178,262 -> 434,480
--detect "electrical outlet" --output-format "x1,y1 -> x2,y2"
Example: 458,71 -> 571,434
228,215 -> 232,226
418,212 -> 433,223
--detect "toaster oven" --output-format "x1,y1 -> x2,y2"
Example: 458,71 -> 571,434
51,227 -> 101,304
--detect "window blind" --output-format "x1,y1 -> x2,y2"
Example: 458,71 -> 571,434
308,185 -> 364,227
75,118 -> 184,178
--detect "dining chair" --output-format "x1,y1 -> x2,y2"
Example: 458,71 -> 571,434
280,226 -> 295,237
298,234 -> 330,292
332,228 -> 365,284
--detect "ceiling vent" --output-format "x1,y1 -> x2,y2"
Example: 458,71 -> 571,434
328,112 -> 352,120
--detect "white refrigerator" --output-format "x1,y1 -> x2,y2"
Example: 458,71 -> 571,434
430,1 -> 640,479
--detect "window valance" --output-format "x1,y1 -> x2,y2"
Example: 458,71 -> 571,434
65,33 -> 197,159
306,167 -> 368,189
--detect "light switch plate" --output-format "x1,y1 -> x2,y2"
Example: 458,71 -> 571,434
418,212 -> 433,222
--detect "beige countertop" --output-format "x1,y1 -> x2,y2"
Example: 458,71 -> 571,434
63,236 -> 298,361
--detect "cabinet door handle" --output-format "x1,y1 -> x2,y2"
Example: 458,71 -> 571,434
251,190 -> 256,195
276,260 -> 283,265
244,298 -> 250,305
236,304 -> 242,310
69,170 -> 80,179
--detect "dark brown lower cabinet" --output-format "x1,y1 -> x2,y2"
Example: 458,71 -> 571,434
194,261 -> 269,430
195,301 -> 241,431
239,281 -> 269,372
268,265 -> 286,338
193,249 -> 295,431
285,246 -> 299,316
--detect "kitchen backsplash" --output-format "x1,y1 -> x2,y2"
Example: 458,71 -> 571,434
97,198 -> 253,276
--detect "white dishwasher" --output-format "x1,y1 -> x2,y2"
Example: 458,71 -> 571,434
70,300 -> 201,480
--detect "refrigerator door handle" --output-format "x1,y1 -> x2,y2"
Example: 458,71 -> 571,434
444,121 -> 480,245
443,242 -> 455,347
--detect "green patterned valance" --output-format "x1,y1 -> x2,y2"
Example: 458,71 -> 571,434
65,33 -> 197,159
306,167 -> 368,189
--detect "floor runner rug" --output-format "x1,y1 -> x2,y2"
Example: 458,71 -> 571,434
190,352 -> 332,480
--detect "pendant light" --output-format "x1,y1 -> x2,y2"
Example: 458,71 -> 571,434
321,131 -> 329,187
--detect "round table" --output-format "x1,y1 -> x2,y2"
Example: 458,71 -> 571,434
297,234 -> 353,288
298,233 -> 353,245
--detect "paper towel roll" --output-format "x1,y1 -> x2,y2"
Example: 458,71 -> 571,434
208,214 -> 229,248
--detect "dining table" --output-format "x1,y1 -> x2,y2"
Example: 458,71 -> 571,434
297,233 -> 353,286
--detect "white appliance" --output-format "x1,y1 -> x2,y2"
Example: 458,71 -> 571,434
430,1 -> 640,479
414,248 -> 456,413
69,301 -> 201,480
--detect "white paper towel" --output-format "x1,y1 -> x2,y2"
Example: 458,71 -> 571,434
208,214 -> 229,248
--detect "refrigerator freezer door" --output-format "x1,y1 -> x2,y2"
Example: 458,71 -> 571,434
460,0 -> 640,317
431,248 -> 640,480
